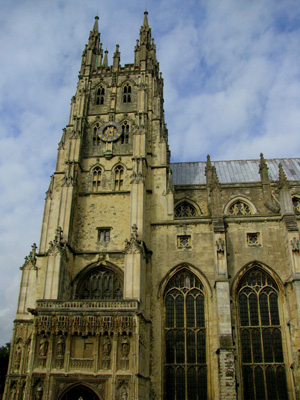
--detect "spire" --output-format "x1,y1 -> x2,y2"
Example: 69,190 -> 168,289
113,44 -> 120,69
278,163 -> 289,190
93,15 -> 99,33
143,10 -> 149,28
103,50 -> 108,68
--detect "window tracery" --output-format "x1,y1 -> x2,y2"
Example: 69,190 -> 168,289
93,123 -> 100,146
174,202 -> 197,218
228,200 -> 251,216
123,84 -> 131,103
121,122 -> 130,144
237,268 -> 288,400
164,269 -> 207,400
114,165 -> 124,191
96,86 -> 105,105
292,196 -> 300,214
92,166 -> 102,191
76,267 -> 122,300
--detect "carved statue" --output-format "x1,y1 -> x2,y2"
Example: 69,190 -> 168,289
35,384 -> 43,400
56,335 -> 65,357
39,335 -> 48,357
103,336 -> 112,357
121,337 -> 130,357
120,385 -> 128,400
14,345 -> 22,370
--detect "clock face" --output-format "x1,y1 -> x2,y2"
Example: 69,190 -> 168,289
98,122 -> 122,142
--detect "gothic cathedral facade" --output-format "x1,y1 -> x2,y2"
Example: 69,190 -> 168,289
4,12 -> 300,400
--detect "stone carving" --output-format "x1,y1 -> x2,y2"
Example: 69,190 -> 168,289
14,344 -> 22,371
290,237 -> 300,252
120,385 -> 128,400
124,224 -> 144,256
35,383 -> 43,400
120,336 -> 130,370
102,336 -> 112,369
216,238 -> 225,253
130,156 -> 145,183
38,335 -> 48,367
56,335 -> 65,369
20,243 -> 37,270
47,227 -> 67,255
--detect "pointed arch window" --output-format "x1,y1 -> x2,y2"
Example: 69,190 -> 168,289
164,269 -> 207,400
76,267 -> 122,300
92,166 -> 102,191
174,202 -> 197,218
292,196 -> 300,214
228,200 -> 251,216
114,165 -> 124,191
123,84 -> 131,103
121,122 -> 130,144
93,123 -> 100,146
96,86 -> 105,105
237,268 -> 288,399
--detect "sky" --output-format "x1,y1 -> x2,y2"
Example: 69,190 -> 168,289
0,0 -> 300,344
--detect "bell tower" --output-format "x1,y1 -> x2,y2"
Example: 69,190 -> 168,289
4,12 -> 172,400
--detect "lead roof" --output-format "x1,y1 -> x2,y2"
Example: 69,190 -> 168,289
171,159 -> 300,185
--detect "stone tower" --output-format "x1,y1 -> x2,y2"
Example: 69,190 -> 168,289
4,12 -> 300,400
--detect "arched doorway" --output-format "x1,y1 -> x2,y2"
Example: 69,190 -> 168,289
60,384 -> 101,400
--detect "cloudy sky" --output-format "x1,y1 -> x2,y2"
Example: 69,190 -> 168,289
0,0 -> 300,344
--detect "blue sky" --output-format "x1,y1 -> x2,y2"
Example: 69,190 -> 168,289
0,0 -> 300,344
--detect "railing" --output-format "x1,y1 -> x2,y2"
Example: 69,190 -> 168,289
36,300 -> 139,311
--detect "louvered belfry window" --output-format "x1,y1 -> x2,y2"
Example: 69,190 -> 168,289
164,269 -> 207,400
238,268 -> 288,400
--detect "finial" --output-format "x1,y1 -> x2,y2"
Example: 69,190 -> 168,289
143,10 -> 149,27
278,163 -> 289,189
103,50 -> 108,68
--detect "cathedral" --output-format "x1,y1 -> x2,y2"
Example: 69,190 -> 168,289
4,12 -> 300,400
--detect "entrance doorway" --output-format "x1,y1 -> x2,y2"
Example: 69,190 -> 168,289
60,384 -> 101,400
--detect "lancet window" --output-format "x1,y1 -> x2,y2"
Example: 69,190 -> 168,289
93,123 -> 100,146
96,86 -> 105,105
76,267 -> 122,300
123,84 -> 131,103
228,200 -> 251,216
237,268 -> 288,400
114,165 -> 124,191
121,122 -> 130,144
292,196 -> 300,214
164,269 -> 207,400
92,166 -> 102,191
174,202 -> 197,218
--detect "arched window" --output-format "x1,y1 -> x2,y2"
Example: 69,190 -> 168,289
92,166 -> 102,191
237,268 -> 288,400
93,123 -> 100,146
174,202 -> 197,218
228,200 -> 251,215
121,122 -> 130,144
96,86 -> 105,105
292,196 -> 300,214
76,267 -> 122,300
164,269 -> 207,400
114,165 -> 124,191
123,84 -> 131,103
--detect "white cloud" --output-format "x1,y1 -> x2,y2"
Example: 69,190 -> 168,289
0,0 -> 299,343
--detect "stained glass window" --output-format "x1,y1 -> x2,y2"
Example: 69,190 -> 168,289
164,269 -> 207,399
237,268 -> 288,399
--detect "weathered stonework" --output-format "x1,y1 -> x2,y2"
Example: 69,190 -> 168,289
4,11 -> 300,400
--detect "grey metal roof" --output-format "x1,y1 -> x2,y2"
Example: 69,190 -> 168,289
171,159 -> 300,185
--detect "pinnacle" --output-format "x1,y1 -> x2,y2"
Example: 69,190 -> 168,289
143,10 -> 149,28
93,16 -> 99,32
